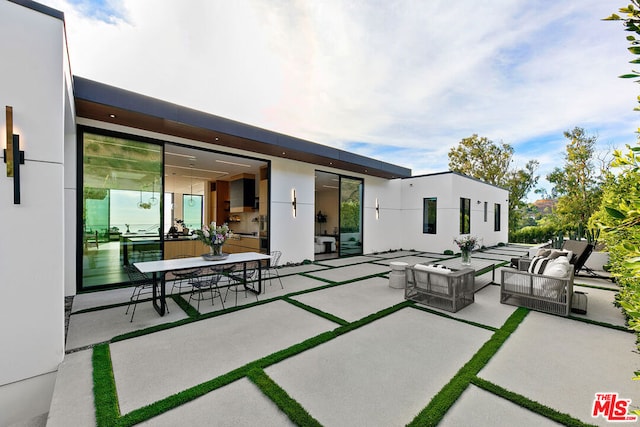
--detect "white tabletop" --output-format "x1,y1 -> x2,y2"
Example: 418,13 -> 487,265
134,252 -> 271,274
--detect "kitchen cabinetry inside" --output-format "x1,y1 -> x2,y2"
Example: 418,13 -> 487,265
230,173 -> 256,213
224,236 -> 261,254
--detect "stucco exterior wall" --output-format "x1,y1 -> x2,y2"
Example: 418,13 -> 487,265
0,1 -> 71,424
400,173 -> 509,253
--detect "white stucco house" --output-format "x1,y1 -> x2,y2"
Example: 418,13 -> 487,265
0,0 -> 509,424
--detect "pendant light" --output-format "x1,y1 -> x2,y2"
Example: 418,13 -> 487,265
188,164 -> 195,207
149,178 -> 158,206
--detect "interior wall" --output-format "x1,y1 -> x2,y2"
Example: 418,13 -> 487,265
314,188 -> 338,236
0,2 -> 69,424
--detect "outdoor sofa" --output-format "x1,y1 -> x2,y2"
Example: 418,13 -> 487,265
501,250 -> 575,316
405,264 -> 475,312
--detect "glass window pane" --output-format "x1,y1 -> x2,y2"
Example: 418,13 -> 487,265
423,197 -> 437,234
183,195 -> 203,231
82,132 -> 162,289
339,177 -> 363,256
460,197 -> 470,234
494,203 -> 501,231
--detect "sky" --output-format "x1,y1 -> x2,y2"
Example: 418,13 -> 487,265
40,0 -> 640,199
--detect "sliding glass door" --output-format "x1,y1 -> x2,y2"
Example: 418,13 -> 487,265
339,176 -> 363,256
81,131 -> 163,288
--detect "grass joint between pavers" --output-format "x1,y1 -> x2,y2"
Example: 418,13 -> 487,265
406,307 -> 529,427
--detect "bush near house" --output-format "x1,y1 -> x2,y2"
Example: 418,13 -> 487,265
593,144 -> 640,378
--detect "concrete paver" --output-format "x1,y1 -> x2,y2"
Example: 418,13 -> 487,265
110,300 -> 338,414
291,277 -> 405,322
266,308 -> 493,427
138,378 -> 294,427
440,385 -> 563,427
479,311 -> 640,426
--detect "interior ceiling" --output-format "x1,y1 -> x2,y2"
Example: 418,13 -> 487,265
165,144 -> 265,194
315,170 -> 340,194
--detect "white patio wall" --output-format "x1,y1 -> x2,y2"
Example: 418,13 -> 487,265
400,173 -> 509,253
0,1 -> 71,424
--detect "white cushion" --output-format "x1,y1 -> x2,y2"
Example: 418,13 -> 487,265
414,264 -> 452,274
544,257 -> 571,278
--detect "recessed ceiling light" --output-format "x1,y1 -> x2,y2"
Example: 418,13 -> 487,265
216,159 -> 251,167
166,151 -> 196,159
109,114 -> 116,118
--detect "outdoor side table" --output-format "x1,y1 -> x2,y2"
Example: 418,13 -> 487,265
389,261 -> 409,289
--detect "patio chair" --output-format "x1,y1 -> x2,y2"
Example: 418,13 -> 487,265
188,267 -> 226,312
124,264 -> 157,322
264,251 -> 284,289
224,262 -> 260,306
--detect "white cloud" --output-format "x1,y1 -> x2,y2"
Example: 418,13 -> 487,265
43,0 -> 639,191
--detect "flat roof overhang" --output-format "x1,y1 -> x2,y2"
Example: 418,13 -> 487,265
73,76 -> 411,180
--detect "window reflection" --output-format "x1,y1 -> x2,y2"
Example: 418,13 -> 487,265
82,132 -> 162,288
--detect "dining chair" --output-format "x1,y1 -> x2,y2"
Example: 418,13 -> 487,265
224,262 -> 259,306
170,255 -> 202,295
124,264 -> 159,322
265,250 -> 284,289
188,267 -> 226,312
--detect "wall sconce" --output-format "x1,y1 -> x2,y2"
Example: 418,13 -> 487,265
477,200 -> 482,204
291,188 -> 297,218
4,106 -> 25,204
375,198 -> 380,220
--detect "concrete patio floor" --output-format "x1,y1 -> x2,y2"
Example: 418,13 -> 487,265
46,246 -> 638,426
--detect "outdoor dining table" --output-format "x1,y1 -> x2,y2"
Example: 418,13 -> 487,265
134,251 -> 272,316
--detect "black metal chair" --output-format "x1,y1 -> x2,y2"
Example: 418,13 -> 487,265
124,265 -> 158,322
264,251 -> 284,289
224,262 -> 259,306
170,255 -> 202,295
188,267 -> 226,312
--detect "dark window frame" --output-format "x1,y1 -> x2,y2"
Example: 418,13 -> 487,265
423,197 -> 437,234
460,197 -> 471,234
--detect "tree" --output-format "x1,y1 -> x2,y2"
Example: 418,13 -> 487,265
448,134 -> 539,232
546,127 -> 603,234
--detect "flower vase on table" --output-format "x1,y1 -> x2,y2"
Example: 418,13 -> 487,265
454,235 -> 478,266
460,248 -> 471,265
195,222 -> 231,260
209,244 -> 223,257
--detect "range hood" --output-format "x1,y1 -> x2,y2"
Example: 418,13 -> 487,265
230,173 -> 256,213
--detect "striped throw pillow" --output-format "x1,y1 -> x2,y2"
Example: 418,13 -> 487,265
528,256 -> 551,274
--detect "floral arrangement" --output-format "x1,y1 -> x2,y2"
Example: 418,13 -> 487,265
194,222 -> 231,247
454,235 -> 478,252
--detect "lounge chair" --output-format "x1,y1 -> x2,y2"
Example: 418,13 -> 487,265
510,240 -> 593,275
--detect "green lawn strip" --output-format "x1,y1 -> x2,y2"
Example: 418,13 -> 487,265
567,315 -> 632,333
283,297 -> 349,326
573,282 -> 618,292
169,293 -> 199,318
409,304 -> 497,332
99,300 -> 412,425
407,307 -> 529,427
247,368 -> 323,427
92,344 -> 120,427
471,377 -> 597,427
117,364 -> 250,427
